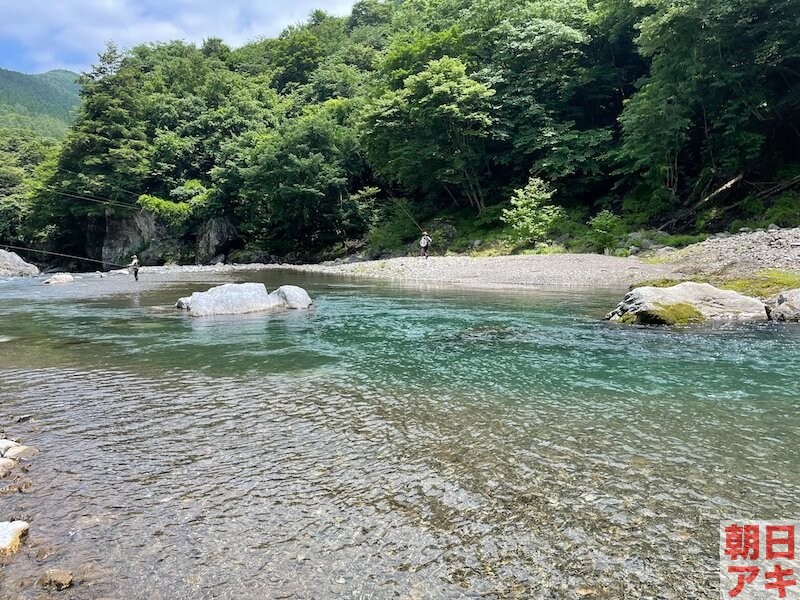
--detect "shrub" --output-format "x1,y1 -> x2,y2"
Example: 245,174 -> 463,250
588,210 -> 625,252
501,178 -> 565,245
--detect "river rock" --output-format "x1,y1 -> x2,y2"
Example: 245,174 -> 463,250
3,445 -> 39,460
767,289 -> 800,322
38,568 -> 74,590
0,457 -> 16,470
0,250 -> 39,277
272,285 -> 313,309
43,273 -> 74,285
177,283 -> 313,316
606,282 -> 768,325
0,521 -> 29,555
0,439 -> 20,456
180,283 -> 286,317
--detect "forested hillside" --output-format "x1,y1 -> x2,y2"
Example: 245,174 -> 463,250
0,68 -> 80,137
6,0 -> 800,267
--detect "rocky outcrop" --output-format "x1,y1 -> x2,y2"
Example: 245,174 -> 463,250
102,210 -> 184,268
176,283 -> 313,317
43,273 -> 74,285
0,521 -> 30,555
606,282 -> 768,325
767,289 -> 800,322
196,218 -> 234,265
0,249 -> 39,277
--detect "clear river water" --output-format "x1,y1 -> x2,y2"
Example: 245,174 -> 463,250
0,269 -> 799,599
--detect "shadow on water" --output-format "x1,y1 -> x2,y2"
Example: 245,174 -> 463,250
1,269 -> 799,598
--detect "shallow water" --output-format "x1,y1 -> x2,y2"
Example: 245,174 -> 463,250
1,271 -> 799,599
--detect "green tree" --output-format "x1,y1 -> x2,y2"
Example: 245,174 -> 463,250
364,56 -> 494,211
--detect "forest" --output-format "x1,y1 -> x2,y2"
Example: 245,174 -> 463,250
2,0 -> 799,266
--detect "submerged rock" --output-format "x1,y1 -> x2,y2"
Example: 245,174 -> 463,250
176,283 -> 313,316
606,282 -> 768,325
3,445 -> 39,460
0,250 -> 39,277
0,439 -> 20,456
767,289 -> 800,322
272,285 -> 313,309
0,520 -> 30,555
43,273 -> 74,285
38,568 -> 74,590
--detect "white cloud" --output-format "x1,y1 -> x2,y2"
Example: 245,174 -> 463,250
0,0 -> 357,72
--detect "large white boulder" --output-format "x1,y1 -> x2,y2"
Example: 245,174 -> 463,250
0,250 -> 39,277
767,289 -> 800,322
179,283 -> 285,317
0,521 -> 29,555
606,282 -> 768,325
42,273 -> 74,285
272,285 -> 313,309
176,283 -> 313,316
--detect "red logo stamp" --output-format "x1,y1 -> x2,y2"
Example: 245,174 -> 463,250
721,521 -> 799,599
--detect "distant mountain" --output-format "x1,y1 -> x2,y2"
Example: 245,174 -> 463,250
0,68 -> 81,137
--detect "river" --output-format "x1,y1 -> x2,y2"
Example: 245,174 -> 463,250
1,269 -> 798,598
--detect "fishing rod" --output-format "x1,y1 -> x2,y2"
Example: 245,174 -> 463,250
387,192 -> 424,233
0,244 -> 129,269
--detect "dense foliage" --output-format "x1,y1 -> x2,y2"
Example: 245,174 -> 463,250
0,68 -> 80,137
3,0 -> 800,265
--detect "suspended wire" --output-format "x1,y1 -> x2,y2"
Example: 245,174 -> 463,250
52,167 -> 143,199
32,186 -> 140,212
0,244 -> 128,269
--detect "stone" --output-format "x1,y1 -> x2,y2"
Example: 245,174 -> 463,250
3,445 -> 39,460
0,439 -> 20,456
103,211 -> 183,268
182,283 -> 285,317
0,521 -> 30,555
0,458 -> 16,470
196,218 -> 234,264
38,568 -> 74,590
768,224 -> 781,231
606,282 -> 768,325
272,285 -> 313,309
767,289 -> 800,322
43,273 -> 74,285
175,296 -> 191,310
0,250 -> 39,277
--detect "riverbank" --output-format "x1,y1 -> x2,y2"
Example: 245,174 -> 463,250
4,226 -> 799,291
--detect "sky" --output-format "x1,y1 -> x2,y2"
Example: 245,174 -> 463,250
0,0 -> 357,74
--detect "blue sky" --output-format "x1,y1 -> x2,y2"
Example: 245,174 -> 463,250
0,0 -> 357,74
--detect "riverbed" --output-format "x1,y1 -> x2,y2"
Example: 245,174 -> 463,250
1,270 -> 799,598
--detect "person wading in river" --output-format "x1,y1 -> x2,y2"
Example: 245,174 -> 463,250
129,254 -> 140,282
419,232 -> 432,258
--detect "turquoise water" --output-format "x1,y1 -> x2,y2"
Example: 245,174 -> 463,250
1,270 -> 799,598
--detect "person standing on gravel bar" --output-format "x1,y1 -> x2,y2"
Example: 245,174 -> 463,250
419,232 -> 432,258
129,254 -> 140,281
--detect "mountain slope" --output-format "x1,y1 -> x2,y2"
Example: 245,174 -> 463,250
0,68 -> 81,137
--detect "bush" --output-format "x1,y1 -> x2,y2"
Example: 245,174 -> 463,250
587,210 -> 625,252
501,178 -> 565,245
